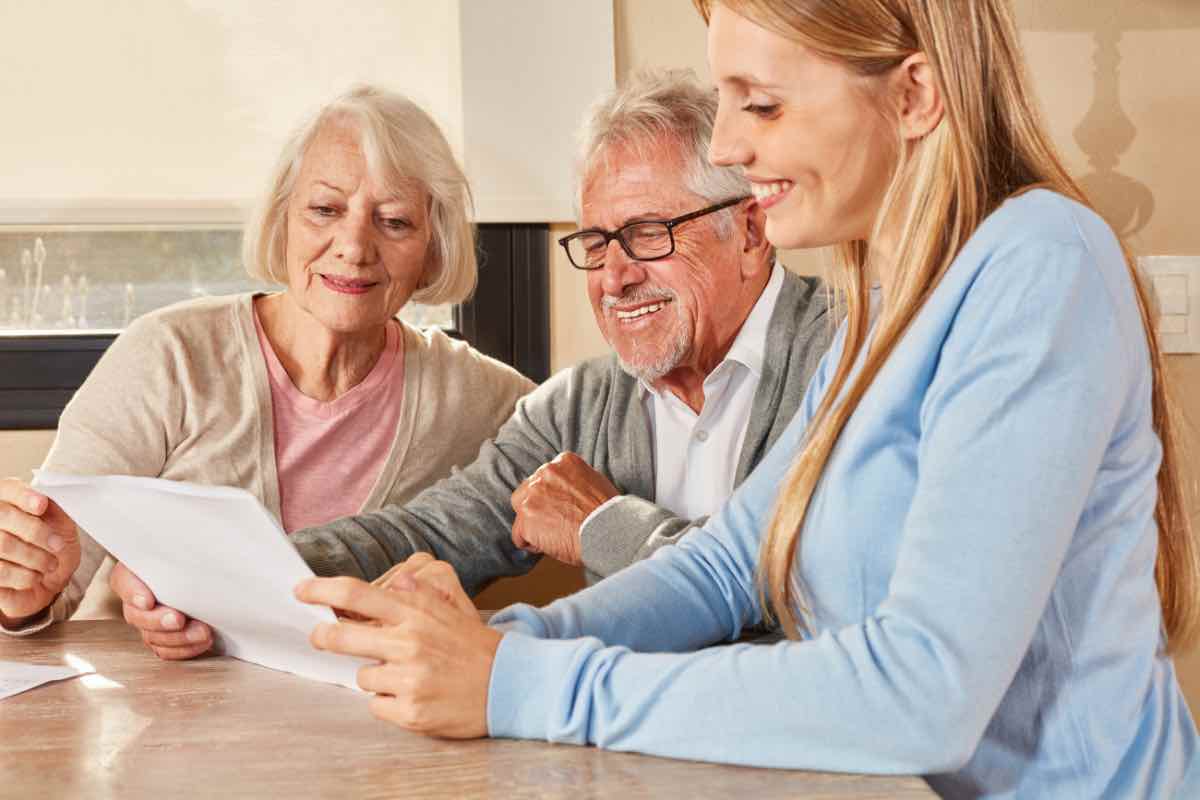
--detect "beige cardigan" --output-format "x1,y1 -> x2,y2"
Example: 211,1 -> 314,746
6,293 -> 533,633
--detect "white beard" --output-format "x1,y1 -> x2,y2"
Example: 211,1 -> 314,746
614,310 -> 693,384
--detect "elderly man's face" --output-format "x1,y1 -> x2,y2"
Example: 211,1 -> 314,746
582,144 -> 750,383
284,122 -> 431,335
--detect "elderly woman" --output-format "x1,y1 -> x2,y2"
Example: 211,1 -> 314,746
0,85 -> 534,658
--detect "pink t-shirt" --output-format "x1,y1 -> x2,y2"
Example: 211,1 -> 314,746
253,312 -> 405,533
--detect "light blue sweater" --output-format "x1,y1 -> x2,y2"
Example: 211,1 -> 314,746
486,190 -> 1197,798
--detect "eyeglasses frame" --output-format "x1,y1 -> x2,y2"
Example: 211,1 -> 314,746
557,195 -> 750,271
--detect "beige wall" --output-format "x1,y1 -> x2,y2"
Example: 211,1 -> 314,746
0,429 -> 55,479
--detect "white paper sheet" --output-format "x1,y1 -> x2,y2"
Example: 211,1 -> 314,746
0,660 -> 93,701
32,471 -> 369,690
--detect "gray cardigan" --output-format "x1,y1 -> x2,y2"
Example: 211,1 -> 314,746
293,271 -> 834,594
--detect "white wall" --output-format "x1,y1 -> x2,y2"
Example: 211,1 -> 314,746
460,1 -> 614,222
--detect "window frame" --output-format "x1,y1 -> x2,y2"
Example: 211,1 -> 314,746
0,222 -> 549,430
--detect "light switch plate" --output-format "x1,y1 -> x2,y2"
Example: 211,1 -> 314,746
1139,256 -> 1200,354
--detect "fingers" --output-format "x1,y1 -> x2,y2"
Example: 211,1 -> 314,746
510,478 -> 536,551
299,572 -> 462,631
0,503 -> 67,563
0,533 -> 58,579
108,560 -> 212,658
357,662 -> 404,696
510,515 -> 536,552
296,576 -> 410,625
139,619 -> 213,650
408,560 -> 475,615
120,594 -> 187,631
367,694 -> 432,733
124,597 -> 213,659
531,452 -> 583,488
0,560 -> 41,591
0,479 -> 49,516
109,561 -> 157,611
506,484 -> 525,515
311,618 -> 399,661
365,688 -> 465,736
372,552 -> 435,588
370,556 -> 473,617
142,635 -> 213,661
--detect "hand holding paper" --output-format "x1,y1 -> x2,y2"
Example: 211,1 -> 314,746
0,478 -> 81,626
296,568 -> 499,739
109,561 -> 214,660
32,471 -> 368,689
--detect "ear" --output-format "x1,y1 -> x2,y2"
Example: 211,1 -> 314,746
891,52 -> 944,141
739,200 -> 773,279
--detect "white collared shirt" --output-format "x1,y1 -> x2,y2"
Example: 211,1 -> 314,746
644,263 -> 784,519
580,263 -> 786,540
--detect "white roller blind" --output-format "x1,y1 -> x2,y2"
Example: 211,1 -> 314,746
0,0 -> 612,224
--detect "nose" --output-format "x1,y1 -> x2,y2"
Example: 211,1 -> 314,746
708,101 -> 750,168
598,238 -> 646,298
334,209 -> 378,266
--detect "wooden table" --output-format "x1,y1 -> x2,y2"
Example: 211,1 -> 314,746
1,621 -> 935,799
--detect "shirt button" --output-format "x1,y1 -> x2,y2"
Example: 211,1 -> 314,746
695,429 -> 709,442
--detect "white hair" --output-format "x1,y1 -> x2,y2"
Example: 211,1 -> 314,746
242,85 -> 476,305
575,69 -> 751,236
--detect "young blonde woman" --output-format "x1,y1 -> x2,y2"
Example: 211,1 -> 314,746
296,2 -> 1199,795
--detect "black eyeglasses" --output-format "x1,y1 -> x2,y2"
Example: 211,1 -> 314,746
558,196 -> 750,270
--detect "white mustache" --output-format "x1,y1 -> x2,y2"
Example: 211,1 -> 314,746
601,286 -> 676,310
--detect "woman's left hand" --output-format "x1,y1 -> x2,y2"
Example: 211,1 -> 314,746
294,571 -> 501,739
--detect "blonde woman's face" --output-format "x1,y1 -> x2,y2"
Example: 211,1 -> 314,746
706,4 -> 895,250
284,123 -> 431,334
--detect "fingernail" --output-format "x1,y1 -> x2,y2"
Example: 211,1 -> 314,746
47,534 -> 64,553
393,574 -> 416,591
134,594 -> 152,611
185,624 -> 207,643
162,612 -> 182,629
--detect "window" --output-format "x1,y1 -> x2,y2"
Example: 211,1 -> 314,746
0,223 -> 547,429
0,227 -> 453,333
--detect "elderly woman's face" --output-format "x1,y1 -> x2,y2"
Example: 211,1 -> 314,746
284,123 -> 431,334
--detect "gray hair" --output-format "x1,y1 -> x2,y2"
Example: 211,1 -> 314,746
242,85 -> 476,305
576,69 -> 751,236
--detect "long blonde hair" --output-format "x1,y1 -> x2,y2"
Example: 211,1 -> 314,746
695,0 -> 1199,652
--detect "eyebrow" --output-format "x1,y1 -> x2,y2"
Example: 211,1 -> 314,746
619,210 -> 671,226
313,180 -> 347,194
578,210 -> 671,232
720,74 -> 781,92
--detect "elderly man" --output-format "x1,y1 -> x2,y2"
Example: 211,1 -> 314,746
293,70 -> 832,590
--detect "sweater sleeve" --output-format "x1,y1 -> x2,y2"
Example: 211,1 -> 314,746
577,496 -> 708,580
486,240 -> 1133,774
292,369 -> 571,594
2,313 -> 182,634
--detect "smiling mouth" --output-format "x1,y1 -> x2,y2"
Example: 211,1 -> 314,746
613,299 -> 670,322
319,274 -> 379,294
750,180 -> 794,208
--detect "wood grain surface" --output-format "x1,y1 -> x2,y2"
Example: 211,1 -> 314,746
0,621 -> 935,799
